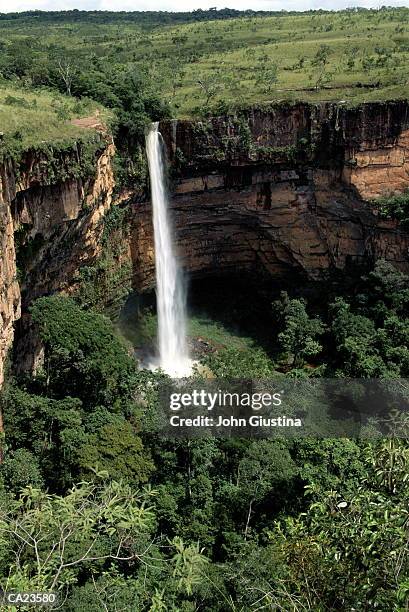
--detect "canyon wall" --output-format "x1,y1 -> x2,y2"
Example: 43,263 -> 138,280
1,100 -> 409,386
0,160 -> 20,389
131,101 -> 409,290
0,134 -> 115,386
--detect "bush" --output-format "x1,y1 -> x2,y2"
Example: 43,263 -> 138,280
373,189 -> 409,228
4,95 -> 31,108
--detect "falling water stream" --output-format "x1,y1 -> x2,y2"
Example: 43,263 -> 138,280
145,122 -> 192,377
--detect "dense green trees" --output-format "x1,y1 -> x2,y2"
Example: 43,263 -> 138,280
0,439 -> 405,610
0,268 -> 408,608
264,262 -> 409,378
267,438 -> 409,610
202,346 -> 275,377
273,291 -> 325,368
30,295 -> 138,407
1,297 -> 154,491
328,262 -> 409,377
3,436 -> 404,609
0,478 -> 156,592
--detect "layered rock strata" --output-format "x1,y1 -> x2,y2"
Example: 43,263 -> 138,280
2,101 -> 409,386
131,102 -> 409,290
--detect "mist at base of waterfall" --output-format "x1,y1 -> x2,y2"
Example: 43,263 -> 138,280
141,354 -> 195,378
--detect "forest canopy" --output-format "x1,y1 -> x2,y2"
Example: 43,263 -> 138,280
1,263 -> 408,608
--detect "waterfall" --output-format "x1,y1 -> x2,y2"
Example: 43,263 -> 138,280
145,122 -> 191,377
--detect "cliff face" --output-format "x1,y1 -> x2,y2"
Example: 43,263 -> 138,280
0,161 -> 20,388
344,127 -> 409,199
0,135 -> 115,385
131,102 -> 409,291
12,141 -> 115,307
2,101 -> 409,387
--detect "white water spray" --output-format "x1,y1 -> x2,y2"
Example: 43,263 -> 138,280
146,122 -> 191,377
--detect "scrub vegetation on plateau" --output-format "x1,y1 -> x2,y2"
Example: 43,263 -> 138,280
1,6 -> 409,127
1,7 -> 409,181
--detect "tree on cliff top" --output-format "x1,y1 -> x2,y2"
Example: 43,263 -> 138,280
197,74 -> 223,106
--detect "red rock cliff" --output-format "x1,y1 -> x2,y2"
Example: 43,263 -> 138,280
131,101 -> 409,291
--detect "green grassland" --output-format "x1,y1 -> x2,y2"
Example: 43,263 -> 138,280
0,8 -> 409,116
0,7 -> 409,142
118,308 -> 256,352
141,9 -> 409,113
0,85 -> 108,155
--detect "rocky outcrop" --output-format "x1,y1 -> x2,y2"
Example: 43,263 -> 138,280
131,101 -> 409,290
0,135 -> 115,385
344,128 -> 409,199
